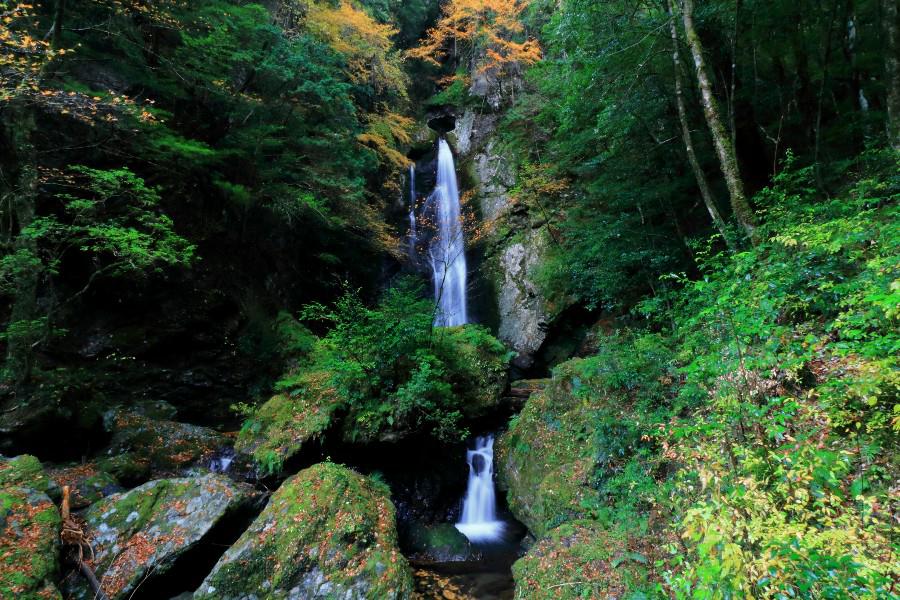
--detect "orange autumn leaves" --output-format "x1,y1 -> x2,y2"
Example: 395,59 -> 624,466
408,0 -> 541,85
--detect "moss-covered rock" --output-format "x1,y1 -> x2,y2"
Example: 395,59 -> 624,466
46,463 -> 121,509
235,370 -> 343,474
195,462 -> 414,599
0,454 -> 54,496
496,363 -> 601,537
511,520 -> 649,599
404,522 -> 472,562
0,487 -> 62,600
66,473 -> 254,600
100,410 -> 228,483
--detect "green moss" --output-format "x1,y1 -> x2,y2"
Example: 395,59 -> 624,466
235,377 -> 343,475
0,455 -> 51,494
0,487 -> 62,600
405,522 -> 472,562
196,462 -> 413,599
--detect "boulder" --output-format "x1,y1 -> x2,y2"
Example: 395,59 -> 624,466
0,454 -> 56,497
46,463 -> 121,509
100,410 -> 229,483
0,486 -> 62,599
66,473 -> 254,600
496,368 -> 600,537
195,462 -> 413,599
404,523 -> 473,562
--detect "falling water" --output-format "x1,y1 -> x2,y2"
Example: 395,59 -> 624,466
455,435 -> 504,543
408,164 -> 418,261
429,139 -> 468,327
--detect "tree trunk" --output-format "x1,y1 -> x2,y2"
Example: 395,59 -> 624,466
884,0 -> 900,149
680,0 -> 758,243
2,104 -> 40,386
52,0 -> 67,48
667,0 -> 734,249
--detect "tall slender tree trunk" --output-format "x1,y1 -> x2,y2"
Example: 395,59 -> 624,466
2,104 -> 40,386
680,0 -> 758,243
667,0 -> 734,249
52,0 -> 66,48
883,0 -> 900,149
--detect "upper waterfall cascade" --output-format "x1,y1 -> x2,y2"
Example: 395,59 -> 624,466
429,139 -> 468,327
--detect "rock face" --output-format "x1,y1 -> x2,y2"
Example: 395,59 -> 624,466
67,473 -> 254,600
0,482 -> 62,599
195,462 -> 414,600
450,108 -> 556,369
495,230 -> 551,368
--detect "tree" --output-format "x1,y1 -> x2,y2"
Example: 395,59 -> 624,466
666,0 -> 732,248
408,0 -> 541,92
679,0 -> 758,243
0,167 -> 194,385
883,0 -> 900,149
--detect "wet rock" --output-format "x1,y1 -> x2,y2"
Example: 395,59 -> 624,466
405,523 -> 473,562
99,410 -> 228,484
195,462 -> 413,599
46,463 -> 121,509
66,473 -> 254,600
0,486 -> 62,599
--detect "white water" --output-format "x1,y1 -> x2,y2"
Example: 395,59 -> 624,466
456,435 -> 505,543
429,139 -> 468,327
408,164 -> 418,261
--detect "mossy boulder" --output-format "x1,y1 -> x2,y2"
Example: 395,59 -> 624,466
235,371 -> 342,474
0,454 -> 55,497
404,522 -> 473,562
46,463 -> 121,509
0,487 -> 62,600
511,520 -> 649,599
66,473 -> 255,600
100,410 -> 229,483
195,462 -> 414,599
496,364 -> 601,537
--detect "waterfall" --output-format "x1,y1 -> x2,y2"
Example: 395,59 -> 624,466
455,435 -> 504,543
408,164 -> 418,261
429,139 -> 468,327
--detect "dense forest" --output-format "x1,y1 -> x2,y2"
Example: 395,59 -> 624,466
0,0 -> 897,599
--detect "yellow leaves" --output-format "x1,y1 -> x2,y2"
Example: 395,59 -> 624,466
408,0 -> 541,87
303,0 -> 407,98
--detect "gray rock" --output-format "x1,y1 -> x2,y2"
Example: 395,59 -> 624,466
66,473 -> 254,600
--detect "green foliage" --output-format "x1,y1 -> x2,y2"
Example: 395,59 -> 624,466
238,279 -> 511,473
503,151 -> 898,598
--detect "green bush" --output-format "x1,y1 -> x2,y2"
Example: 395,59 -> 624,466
238,278 -> 512,473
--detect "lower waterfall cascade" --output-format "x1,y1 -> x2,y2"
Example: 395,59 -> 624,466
455,435 -> 505,543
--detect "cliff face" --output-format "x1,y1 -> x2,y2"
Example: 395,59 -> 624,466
449,106 -> 559,373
